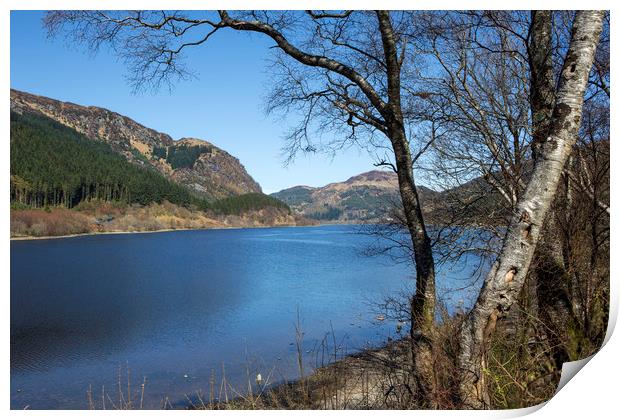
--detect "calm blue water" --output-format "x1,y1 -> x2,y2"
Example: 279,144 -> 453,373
11,225 -> 482,409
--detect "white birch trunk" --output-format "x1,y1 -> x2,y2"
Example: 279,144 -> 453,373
457,10 -> 605,408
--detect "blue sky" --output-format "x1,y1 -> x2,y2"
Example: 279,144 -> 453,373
9,10 -> 388,194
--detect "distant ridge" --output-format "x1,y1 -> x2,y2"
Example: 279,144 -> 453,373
271,170 -> 437,222
272,169 -> 506,224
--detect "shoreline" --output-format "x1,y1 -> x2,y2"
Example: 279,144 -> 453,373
9,222 -> 341,241
10,220 -> 498,242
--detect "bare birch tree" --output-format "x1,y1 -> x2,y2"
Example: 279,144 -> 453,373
412,12 -> 608,396
456,10 -> 604,408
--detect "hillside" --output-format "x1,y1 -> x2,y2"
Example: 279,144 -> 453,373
272,170 -> 439,223
10,89 -> 261,200
10,110 -> 301,238
272,170 -> 506,225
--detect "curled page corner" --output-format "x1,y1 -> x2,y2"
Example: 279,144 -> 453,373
554,297 -> 618,394
554,290 -> 618,392
504,401 -> 547,417
505,355 -> 597,417
556,355 -> 595,393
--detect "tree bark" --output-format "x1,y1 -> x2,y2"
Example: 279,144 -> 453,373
528,10 -> 556,160
391,123 -> 437,406
457,10 -> 604,409
526,10 -> 573,371
376,11 -> 437,406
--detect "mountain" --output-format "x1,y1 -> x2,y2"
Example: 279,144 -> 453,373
10,89 -> 261,200
272,170 -> 440,222
271,169 -> 508,225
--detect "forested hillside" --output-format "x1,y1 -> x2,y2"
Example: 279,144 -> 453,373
211,192 -> 290,215
10,111 -> 202,209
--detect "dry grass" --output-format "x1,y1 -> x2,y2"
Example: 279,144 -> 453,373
79,314 -> 466,410
10,200 -> 310,238
11,208 -> 92,237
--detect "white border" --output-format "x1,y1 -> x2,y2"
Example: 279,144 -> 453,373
3,1 -> 617,419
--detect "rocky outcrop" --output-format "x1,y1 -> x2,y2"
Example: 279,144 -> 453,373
167,138 -> 261,197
